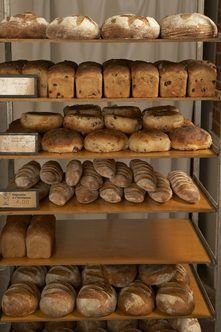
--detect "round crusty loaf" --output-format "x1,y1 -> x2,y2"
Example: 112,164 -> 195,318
76,320 -> 107,332
118,280 -> 155,316
93,159 -> 116,178
46,265 -> 81,288
65,159 -> 83,186
139,264 -> 177,286
42,128 -> 83,153
101,14 -> 160,39
148,171 -> 173,203
172,264 -> 190,285
49,181 -> 74,206
82,265 -> 106,285
21,112 -> 63,133
84,129 -> 128,153
124,183 -> 146,203
160,13 -> 218,39
171,318 -> 201,332
169,125 -> 212,151
102,265 -> 137,288
77,282 -> 117,317
107,320 -> 138,332
40,160 -> 63,185
0,12 -> 48,38
129,129 -> 171,152
47,15 -> 100,39
11,266 -> 47,288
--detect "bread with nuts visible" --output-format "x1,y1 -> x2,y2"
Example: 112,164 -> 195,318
131,61 -> 159,97
21,112 -> 63,133
84,129 -> 128,152
129,129 -> 171,152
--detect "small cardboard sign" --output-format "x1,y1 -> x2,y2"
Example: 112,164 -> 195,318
0,75 -> 38,97
0,133 -> 39,154
0,189 -> 39,210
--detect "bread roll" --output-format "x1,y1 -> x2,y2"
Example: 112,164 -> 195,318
169,125 -> 212,150
131,61 -> 159,97
65,160 -> 83,186
129,130 -> 171,152
160,13 -> 218,39
76,320 -> 107,332
11,266 -> 47,288
40,160 -> 63,185
107,320 -> 138,332
46,15 -> 100,39
15,160 -> 41,189
100,180 -> 123,203
110,161 -> 133,188
118,280 -> 155,315
101,14 -> 160,39
171,318 -> 201,332
142,105 -> 184,132
20,112 -> 63,133
168,170 -> 200,203
80,161 -> 103,190
49,181 -> 74,206
172,264 -> 190,285
42,128 -> 83,153
148,172 -> 173,203
124,183 -> 146,203
32,181 -> 50,201
82,265 -> 106,285
26,215 -> 56,259
156,281 -> 195,315
77,282 -> 117,317
130,159 -> 156,191
93,159 -> 116,178
40,282 -> 76,318
75,184 -> 98,204
46,265 -> 81,288
139,265 -> 177,286
0,12 -> 48,38
76,62 -> 102,99
11,322 -> 44,332
102,265 -> 137,287
84,129 -> 128,152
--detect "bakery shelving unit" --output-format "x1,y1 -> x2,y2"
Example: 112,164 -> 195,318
0,0 -> 221,331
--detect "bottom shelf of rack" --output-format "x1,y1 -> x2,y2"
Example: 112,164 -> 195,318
1,266 -> 212,322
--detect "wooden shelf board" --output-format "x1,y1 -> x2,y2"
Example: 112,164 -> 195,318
0,219 -> 211,266
0,148 -> 216,160
1,265 -> 212,322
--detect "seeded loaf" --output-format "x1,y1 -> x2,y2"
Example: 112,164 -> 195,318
76,62 -> 102,98
129,129 -> 171,152
131,61 -> 159,97
0,60 -> 27,74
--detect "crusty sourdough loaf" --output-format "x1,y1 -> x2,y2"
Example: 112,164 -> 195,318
148,171 -> 173,203
131,61 -> 159,97
82,265 -> 106,285
40,160 -> 63,185
15,160 -> 41,189
172,264 -> 190,285
49,182 -> 74,206
0,12 -> 48,38
46,265 -> 81,288
65,159 -> 82,186
99,180 -> 123,203
101,14 -> 160,39
11,266 -> 46,288
107,320 -> 138,332
139,264 -> 177,286
129,129 -> 171,153
21,112 -> 63,132
102,265 -> 137,288
46,15 -> 100,39
124,183 -> 146,203
76,62 -> 102,98
171,318 -> 201,332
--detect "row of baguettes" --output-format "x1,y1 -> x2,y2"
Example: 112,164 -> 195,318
13,159 -> 200,206
0,11 -> 217,40
2,264 -> 195,319
0,59 -> 217,98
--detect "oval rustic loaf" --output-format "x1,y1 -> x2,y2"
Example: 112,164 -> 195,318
15,161 -> 40,189
40,160 -> 63,185
65,159 -> 83,186
84,129 -> 128,152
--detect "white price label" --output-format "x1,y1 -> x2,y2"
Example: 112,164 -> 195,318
0,134 -> 37,154
0,76 -> 36,96
0,191 -> 38,209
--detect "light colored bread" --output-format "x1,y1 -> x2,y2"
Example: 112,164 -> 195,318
171,318 -> 201,332
0,12 -> 48,38
93,159 -> 116,178
32,181 -> 50,201
139,264 -> 177,286
49,181 -> 74,206
80,160 -> 103,190
46,265 -> 81,288
131,61 -> 159,97
76,62 -> 102,99
47,15 -> 100,39
77,320 -> 107,332
110,161 -> 133,188
11,266 -> 47,287
149,171 -> 173,203
84,129 -> 128,152
102,265 -> 137,287
101,14 -> 160,39
168,170 -> 200,203
40,160 -> 63,185
124,183 -> 146,203
129,129 -> 171,152
82,265 -> 105,285
20,112 -> 63,133
42,128 -> 83,153
100,180 -> 123,203
172,264 -> 190,285
160,13 -> 218,38
65,160 -> 83,186
107,320 -> 138,332
130,159 -> 156,191
75,184 -> 98,204
15,160 -> 41,189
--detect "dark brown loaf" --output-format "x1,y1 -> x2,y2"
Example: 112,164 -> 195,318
82,265 -> 106,285
76,320 -> 107,332
139,319 -> 173,332
124,183 -> 146,203
63,104 -> 101,116
46,265 -> 81,288
11,322 -> 44,332
0,60 -> 27,74
7,119 -> 36,133
130,159 -> 156,191
129,129 -> 171,152
102,105 -> 141,118
40,160 -> 63,185
100,180 -> 123,203
168,170 -> 200,203
76,62 -> 102,98
49,182 -> 74,206
44,321 -> 74,331
15,160 -> 40,189
102,265 -> 137,287
107,320 -> 138,332
32,181 -> 50,201
172,264 -> 190,285
80,161 -> 103,190
148,172 -> 173,203
65,160 -> 83,186
11,266 -> 47,288
75,184 -> 99,204
110,161 -> 133,188
93,159 -> 116,178
139,264 -> 177,286
131,61 -> 159,97
20,112 -> 63,133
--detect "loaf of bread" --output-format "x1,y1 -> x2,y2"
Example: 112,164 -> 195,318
40,282 -> 76,317
80,160 -> 103,190
103,59 -> 131,98
101,14 -> 160,39
93,159 -> 116,178
49,182 -> 74,206
103,106 -> 142,134
107,320 -> 138,332
26,215 -> 56,258
160,13 -> 218,39
130,159 -> 156,191
76,62 -> 102,98
82,265 -> 106,285
46,15 -> 100,39
48,61 -> 77,98
21,112 -> 63,132
44,322 -> 75,331
139,264 -> 176,286
120,329 -> 142,332
149,172 -> 173,203
77,282 -> 117,317
171,318 -> 201,332
7,119 -> 35,134
118,280 -> 155,315
110,161 -> 133,188
42,128 -> 83,153
84,129 -> 128,152
0,12 -> 48,38
129,129 -> 171,152
15,160 -> 41,189
142,105 -> 184,132
139,319 -> 172,331
46,265 -> 81,288
40,160 -> 63,185
100,180 -> 123,203
22,60 -> 54,97
0,60 -> 27,74
102,265 -> 137,288
2,282 -> 40,316
11,266 -> 47,288
172,264 -> 190,285
124,183 -> 146,203
76,320 -> 107,332
65,160 -> 83,186
63,104 -> 104,134
131,61 -> 159,97
156,281 -> 195,315
11,322 -> 44,332
33,181 -> 50,201
168,170 -> 200,203
75,184 -> 99,204
0,215 -> 31,258
157,61 -> 187,97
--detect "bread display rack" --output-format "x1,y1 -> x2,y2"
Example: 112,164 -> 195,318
0,0 -> 221,331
